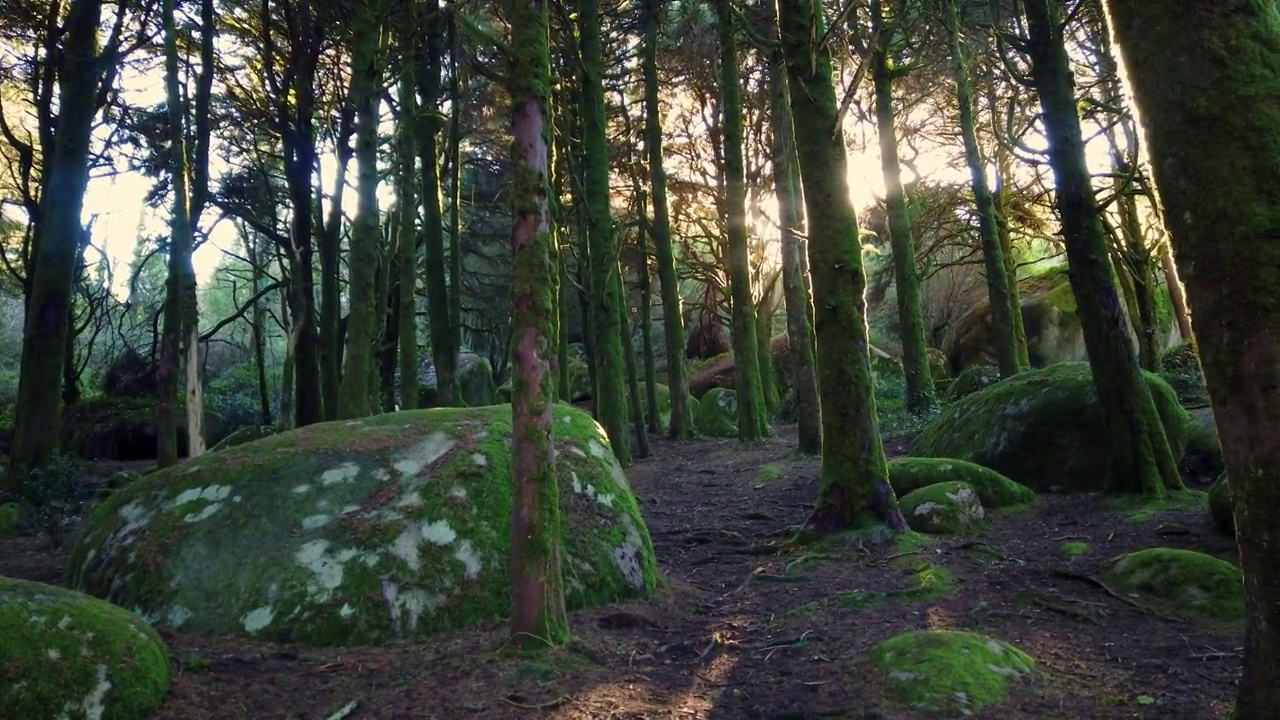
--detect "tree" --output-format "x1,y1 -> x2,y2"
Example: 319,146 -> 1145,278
713,0 -> 770,441
776,0 -> 908,535
577,0 -> 631,466
1020,0 -> 1182,496
1103,0 -> 1280,713
507,0 -> 570,649
641,0 -> 694,440
397,26 -> 420,410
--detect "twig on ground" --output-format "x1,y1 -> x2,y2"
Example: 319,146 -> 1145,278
502,695 -> 571,710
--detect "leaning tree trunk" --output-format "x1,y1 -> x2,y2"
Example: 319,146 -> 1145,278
776,0 -> 908,536
507,0 -> 569,649
870,0 -> 934,413
1023,0 -> 1182,496
578,0 -> 631,466
947,0 -> 1021,378
1103,1 -> 1280,713
419,0 -> 458,407
642,0 -> 693,440
714,0 -> 770,441
7,0 -> 104,491
768,43 -> 821,455
1160,249 -> 1195,348
337,4 -> 383,420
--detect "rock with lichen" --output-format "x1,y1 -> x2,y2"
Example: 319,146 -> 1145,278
897,481 -> 988,535
67,404 -> 658,647
872,629 -> 1035,714
0,575 -> 170,719
889,458 -> 1034,509
694,388 -> 738,438
1101,547 -> 1243,623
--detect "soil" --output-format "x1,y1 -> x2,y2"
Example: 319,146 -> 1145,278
1,425 -> 1240,720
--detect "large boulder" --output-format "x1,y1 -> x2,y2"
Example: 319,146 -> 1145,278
945,266 -> 1084,373
695,388 -> 738,438
418,353 -> 500,407
1,576 -> 170,719
209,424 -> 278,453
898,481 -> 987,535
911,363 -> 1191,493
872,630 -> 1035,714
60,396 -> 226,461
1101,548 -> 1243,622
888,458 -> 1034,509
68,404 -> 658,646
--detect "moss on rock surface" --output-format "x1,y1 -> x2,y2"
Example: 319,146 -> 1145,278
1101,548 -> 1243,622
456,354 -> 498,406
912,363 -> 1191,493
209,425 -> 278,453
1208,477 -> 1234,535
898,481 -> 987,535
888,458 -> 1034,509
695,388 -> 738,438
67,404 -> 658,646
0,575 -> 170,719
872,629 -> 1034,714
0,502 -> 19,537
944,364 -> 1001,401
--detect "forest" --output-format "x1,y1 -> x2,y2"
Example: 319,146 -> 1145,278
0,0 -> 1276,718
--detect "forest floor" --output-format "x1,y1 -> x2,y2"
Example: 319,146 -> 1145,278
0,422 -> 1241,720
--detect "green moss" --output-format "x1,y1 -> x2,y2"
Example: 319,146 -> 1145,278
209,425 -> 278,453
913,363 -> 1191,494
694,387 -> 738,438
872,630 -> 1034,713
787,560 -> 952,615
0,502 -> 18,537
67,404 -> 657,646
1060,541 -> 1090,557
0,576 -> 170,719
1208,476 -> 1233,535
1181,416 -> 1223,476
889,457 -> 1035,509
1101,548 -> 1243,622
457,355 -> 498,407
944,364 -> 1001,401
757,464 -> 783,484
898,481 -> 987,535
1102,489 -> 1206,522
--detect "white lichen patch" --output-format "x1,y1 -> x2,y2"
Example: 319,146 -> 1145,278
64,664 -> 111,720
382,580 -> 445,635
183,503 -> 223,523
46,648 -> 61,660
170,484 -> 233,508
471,453 -> 487,467
293,484 -> 312,494
294,540 -> 359,601
588,440 -> 608,458
449,486 -> 467,499
340,603 -> 356,618
421,520 -> 458,545
393,432 -> 454,477
396,491 -> 423,509
568,446 -> 587,458
301,514 -> 331,530
391,520 -> 459,571
57,615 -> 73,630
987,662 -> 1027,677
242,606 -> 275,633
167,605 -> 193,628
455,541 -> 483,579
914,501 -> 943,516
320,463 -> 361,486
612,514 -> 649,589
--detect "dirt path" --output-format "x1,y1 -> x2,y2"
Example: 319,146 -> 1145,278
1,426 -> 1240,719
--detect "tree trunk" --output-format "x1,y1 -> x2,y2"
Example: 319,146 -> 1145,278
776,0 -> 907,536
397,46 -> 420,410
318,93 -> 355,421
755,286 -> 780,414
642,0 -> 693,440
947,0 -> 1021,378
246,231 -> 272,426
635,192 -> 661,433
7,0 -> 104,490
714,0 -> 770,441
620,283 -> 651,458
769,44 -> 821,455
337,5 -> 383,419
419,0 -> 457,407
870,0 -> 935,414
447,12 -> 464,363
992,146 -> 1031,367
508,0 -> 569,649
1103,1 -> 1280,713
578,0 -> 630,466
1160,249 -> 1195,347
1023,0 -> 1182,496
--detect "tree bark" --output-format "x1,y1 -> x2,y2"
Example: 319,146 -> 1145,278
620,282 -> 650,458
642,0 -> 693,440
1103,1 -> 1280,713
578,0 -> 631,466
714,0 -> 770,441
776,0 -> 907,535
634,190 -> 661,433
1160,249 -> 1195,347
397,43 -> 420,410
508,0 -> 569,648
447,12 -> 464,365
1023,0 -> 1182,495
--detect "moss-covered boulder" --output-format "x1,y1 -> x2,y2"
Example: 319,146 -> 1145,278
0,576 -> 170,719
888,458 -> 1034,509
457,353 -> 497,406
694,388 -> 738,438
872,630 -> 1034,714
944,363 -> 1001,401
912,363 -> 1191,493
67,404 -> 658,646
0,502 -> 19,537
209,424 -> 278,453
60,396 -> 221,461
1101,548 -> 1243,622
898,481 -> 987,535
1181,413 -> 1224,479
1208,477 -> 1234,535
566,357 -> 592,401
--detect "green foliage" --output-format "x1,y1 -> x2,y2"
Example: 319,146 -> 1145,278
1101,548 -> 1244,623
1157,342 -> 1207,406
18,452 -> 90,549
205,363 -> 270,433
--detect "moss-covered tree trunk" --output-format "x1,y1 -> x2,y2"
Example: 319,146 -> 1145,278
619,283 -> 651,458
318,101 -> 354,421
714,0 -> 770,441
634,190 -> 661,433
396,45 -> 420,410
870,0 -> 934,414
447,12 -> 464,365
578,0 -> 630,466
947,0 -> 1021,378
755,288 -> 781,414
6,0 -> 104,490
245,231 -> 272,425
337,5 -> 383,420
768,44 -> 821,455
991,140 -> 1031,368
642,0 -> 693,440
1103,1 -> 1280,712
1023,0 -> 1181,496
508,0 -> 569,649
776,0 -> 907,536
419,0 -> 458,407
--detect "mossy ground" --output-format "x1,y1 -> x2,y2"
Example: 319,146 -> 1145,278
1101,489 -> 1206,522
0,575 -> 171,720
1060,541 -> 1090,557
888,457 -> 1035,508
1101,548 -> 1244,623
871,629 -> 1035,713
0,502 -> 18,537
